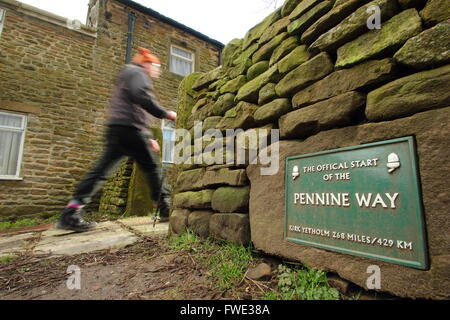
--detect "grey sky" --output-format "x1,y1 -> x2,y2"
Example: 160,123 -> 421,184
17,0 -> 283,45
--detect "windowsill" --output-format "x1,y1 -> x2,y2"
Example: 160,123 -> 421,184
168,71 -> 190,78
0,176 -> 24,181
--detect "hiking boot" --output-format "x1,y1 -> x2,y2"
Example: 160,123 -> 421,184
56,206 -> 97,232
157,199 -> 171,223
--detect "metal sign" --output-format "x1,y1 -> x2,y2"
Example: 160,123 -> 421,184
285,137 -> 428,269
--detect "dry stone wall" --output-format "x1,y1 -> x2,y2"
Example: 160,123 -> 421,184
173,0 -> 450,299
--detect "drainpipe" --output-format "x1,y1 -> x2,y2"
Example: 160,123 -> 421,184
125,11 -> 136,64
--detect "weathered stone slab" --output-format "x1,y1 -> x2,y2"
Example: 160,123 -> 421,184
242,9 -> 282,50
202,168 -> 248,188
222,38 -> 243,68
216,101 -> 259,130
209,77 -> 229,91
173,190 -> 214,209
187,102 -> 215,128
282,0 -> 301,17
275,52 -> 334,97
420,0 -> 450,26
188,210 -> 213,238
220,75 -> 247,94
170,209 -> 190,235
301,0 -> 372,44
277,45 -> 311,74
192,67 -> 224,91
247,61 -> 270,81
258,83 -> 278,105
269,36 -> 300,66
292,58 -> 397,108
259,16 -> 291,45
247,263 -> 272,280
289,0 -> 323,21
236,65 -> 280,103
394,20 -> 450,70
191,98 -> 209,114
252,32 -> 288,64
212,186 -> 250,213
336,9 -> 422,68
280,92 -> 366,139
254,98 -> 292,126
176,168 -> 205,192
366,64 -> 450,121
209,213 -> 251,246
247,106 -> 450,299
177,72 -> 202,129
212,93 -> 236,116
310,0 -> 399,52
203,116 -> 223,131
287,1 -> 333,36
233,43 -> 259,67
227,61 -> 251,79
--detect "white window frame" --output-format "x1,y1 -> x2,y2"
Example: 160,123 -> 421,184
0,111 -> 27,180
0,8 -> 6,38
161,119 -> 176,164
169,45 -> 195,77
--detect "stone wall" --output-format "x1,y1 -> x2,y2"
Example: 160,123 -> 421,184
172,0 -> 450,299
0,0 -> 221,221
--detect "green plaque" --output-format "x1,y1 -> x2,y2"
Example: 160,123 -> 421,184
285,137 -> 428,269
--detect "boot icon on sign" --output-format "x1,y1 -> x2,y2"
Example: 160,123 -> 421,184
292,166 -> 300,180
387,153 -> 401,173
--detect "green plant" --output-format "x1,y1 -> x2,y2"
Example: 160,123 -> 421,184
0,255 -> 17,263
207,242 -> 253,290
0,214 -> 60,231
168,229 -> 200,251
273,264 -> 340,300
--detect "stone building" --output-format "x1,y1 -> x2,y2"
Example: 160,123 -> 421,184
172,0 -> 450,299
0,0 -> 223,221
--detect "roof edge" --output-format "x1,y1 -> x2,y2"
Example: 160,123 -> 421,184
115,0 -> 224,49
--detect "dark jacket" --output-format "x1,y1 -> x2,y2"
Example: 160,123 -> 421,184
107,64 -> 168,136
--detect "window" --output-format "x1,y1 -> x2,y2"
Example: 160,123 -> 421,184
0,111 -> 27,179
161,119 -> 175,164
169,45 -> 194,77
0,8 -> 5,37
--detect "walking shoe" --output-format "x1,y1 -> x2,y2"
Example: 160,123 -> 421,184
56,206 -> 97,232
157,199 -> 171,223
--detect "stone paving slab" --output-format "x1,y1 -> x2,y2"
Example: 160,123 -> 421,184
118,217 -> 169,236
0,217 -> 169,258
0,232 -> 35,257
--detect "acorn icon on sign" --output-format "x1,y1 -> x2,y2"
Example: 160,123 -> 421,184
292,166 -> 300,180
387,153 -> 401,173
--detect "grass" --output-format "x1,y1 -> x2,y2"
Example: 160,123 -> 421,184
0,215 -> 59,231
168,230 -> 341,299
168,230 -> 253,291
0,255 -> 17,263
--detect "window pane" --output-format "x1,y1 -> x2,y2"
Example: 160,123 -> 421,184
172,46 -> 192,60
0,113 -> 23,128
162,138 -> 174,163
170,56 -> 192,76
0,130 -> 22,176
162,127 -> 175,163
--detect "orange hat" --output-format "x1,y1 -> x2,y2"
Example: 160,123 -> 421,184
133,47 -> 161,66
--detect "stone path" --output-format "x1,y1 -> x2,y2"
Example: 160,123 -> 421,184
0,217 -> 168,258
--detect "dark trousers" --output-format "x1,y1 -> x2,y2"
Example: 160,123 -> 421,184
73,125 -> 169,205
